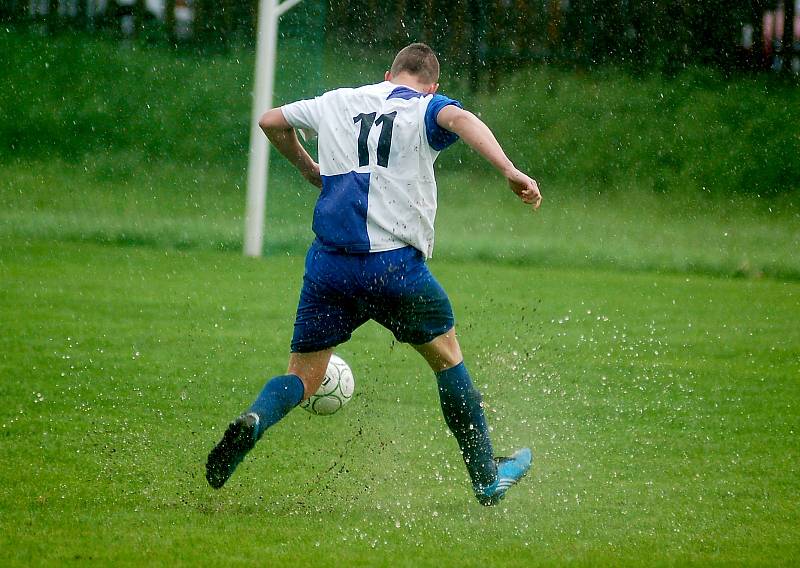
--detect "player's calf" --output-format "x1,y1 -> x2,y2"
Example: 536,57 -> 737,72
206,373 -> 304,488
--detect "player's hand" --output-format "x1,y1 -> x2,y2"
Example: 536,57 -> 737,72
506,168 -> 542,210
303,162 -> 322,189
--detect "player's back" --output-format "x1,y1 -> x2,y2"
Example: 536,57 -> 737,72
282,81 -> 461,258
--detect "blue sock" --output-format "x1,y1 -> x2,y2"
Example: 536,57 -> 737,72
436,362 -> 497,491
247,374 -> 305,439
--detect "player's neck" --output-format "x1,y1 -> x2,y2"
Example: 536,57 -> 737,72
388,73 -> 433,94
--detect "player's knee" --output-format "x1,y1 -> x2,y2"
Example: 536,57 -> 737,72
437,351 -> 463,371
414,328 -> 463,372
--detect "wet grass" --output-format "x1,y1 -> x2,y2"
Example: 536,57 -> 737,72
3,157 -> 799,280
1,239 -> 798,565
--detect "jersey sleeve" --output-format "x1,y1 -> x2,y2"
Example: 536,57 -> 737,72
424,94 -> 464,151
281,97 -> 321,132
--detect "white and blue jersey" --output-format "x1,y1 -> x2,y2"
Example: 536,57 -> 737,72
281,81 -> 462,258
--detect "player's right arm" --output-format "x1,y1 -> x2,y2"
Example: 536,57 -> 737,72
259,108 -> 322,189
436,105 -> 542,210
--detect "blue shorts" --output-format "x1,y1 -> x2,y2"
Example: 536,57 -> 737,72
291,242 -> 455,353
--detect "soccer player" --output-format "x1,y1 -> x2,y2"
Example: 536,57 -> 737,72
206,43 -> 542,505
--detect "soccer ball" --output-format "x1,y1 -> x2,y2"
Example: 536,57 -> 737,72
299,354 -> 354,416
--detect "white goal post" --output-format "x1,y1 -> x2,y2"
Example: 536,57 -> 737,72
244,0 -> 304,257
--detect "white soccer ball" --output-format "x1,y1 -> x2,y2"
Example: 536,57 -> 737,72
299,354 -> 354,416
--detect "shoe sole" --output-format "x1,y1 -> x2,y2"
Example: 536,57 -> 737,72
205,416 -> 256,489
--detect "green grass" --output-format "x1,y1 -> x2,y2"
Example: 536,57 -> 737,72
3,158 -> 799,279
1,239 -> 798,565
462,66 -> 800,198
2,29 -> 798,279
3,28 -> 799,197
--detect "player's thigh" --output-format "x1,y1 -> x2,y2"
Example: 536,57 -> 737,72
412,327 -> 463,372
292,286 -> 364,353
291,247 -> 367,353
287,349 -> 334,400
372,255 -> 455,347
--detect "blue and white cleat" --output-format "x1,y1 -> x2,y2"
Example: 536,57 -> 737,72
205,412 -> 259,489
475,447 -> 533,506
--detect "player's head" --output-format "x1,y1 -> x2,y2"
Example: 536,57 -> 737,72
386,43 -> 440,93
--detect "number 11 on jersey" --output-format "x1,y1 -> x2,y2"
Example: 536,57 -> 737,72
353,111 -> 397,168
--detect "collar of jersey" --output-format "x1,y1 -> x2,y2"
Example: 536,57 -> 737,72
386,85 -> 424,100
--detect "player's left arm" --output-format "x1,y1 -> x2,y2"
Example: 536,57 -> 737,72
259,108 -> 321,189
436,105 -> 541,210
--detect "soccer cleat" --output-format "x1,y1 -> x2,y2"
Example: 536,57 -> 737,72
475,447 -> 532,506
205,412 -> 259,489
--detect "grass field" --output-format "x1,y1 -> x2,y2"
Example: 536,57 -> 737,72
3,158 -> 799,281
2,239 -> 799,565
2,28 -> 800,566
